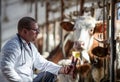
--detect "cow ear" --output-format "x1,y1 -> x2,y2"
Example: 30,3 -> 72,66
60,21 -> 74,31
95,22 -> 106,33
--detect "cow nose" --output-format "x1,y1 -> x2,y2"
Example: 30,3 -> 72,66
73,41 -> 84,50
80,41 -> 84,46
73,41 -> 80,49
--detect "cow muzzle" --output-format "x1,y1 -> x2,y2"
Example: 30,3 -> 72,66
73,41 -> 85,51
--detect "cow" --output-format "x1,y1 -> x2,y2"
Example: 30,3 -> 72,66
57,16 -> 110,82
115,20 -> 120,81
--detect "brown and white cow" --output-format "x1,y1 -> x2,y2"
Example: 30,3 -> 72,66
57,16 -> 109,82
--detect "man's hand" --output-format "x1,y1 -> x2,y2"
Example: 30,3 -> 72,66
59,56 -> 78,79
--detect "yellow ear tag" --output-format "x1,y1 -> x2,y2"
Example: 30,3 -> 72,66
72,51 -> 80,58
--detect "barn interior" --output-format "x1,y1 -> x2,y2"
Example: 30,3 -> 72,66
0,0 -> 120,82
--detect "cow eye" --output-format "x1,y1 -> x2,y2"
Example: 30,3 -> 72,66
89,29 -> 94,35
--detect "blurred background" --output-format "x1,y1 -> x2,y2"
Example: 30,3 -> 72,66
1,0 -> 112,53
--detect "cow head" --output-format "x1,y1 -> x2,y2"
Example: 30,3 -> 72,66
61,16 -> 107,63
61,16 -> 96,51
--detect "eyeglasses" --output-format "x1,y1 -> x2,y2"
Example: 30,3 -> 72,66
30,28 -> 40,33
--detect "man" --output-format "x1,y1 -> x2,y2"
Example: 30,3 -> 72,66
1,17 -> 76,82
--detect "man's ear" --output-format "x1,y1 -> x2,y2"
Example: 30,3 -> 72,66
23,29 -> 27,34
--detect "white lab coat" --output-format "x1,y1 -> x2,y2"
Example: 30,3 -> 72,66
1,34 -> 61,82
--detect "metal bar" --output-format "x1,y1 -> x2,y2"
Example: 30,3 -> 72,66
53,21 -> 56,48
110,0 -> 116,82
102,0 -> 107,79
79,0 -> 84,16
0,0 -> 1,51
35,0 -> 38,21
60,0 -> 64,46
106,2 -> 110,79
106,2 -> 110,40
45,0 -> 49,52
103,0 -> 106,41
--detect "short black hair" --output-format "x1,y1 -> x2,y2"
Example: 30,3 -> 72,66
18,17 -> 37,31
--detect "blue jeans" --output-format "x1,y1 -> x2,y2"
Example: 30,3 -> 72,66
33,71 -> 57,82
